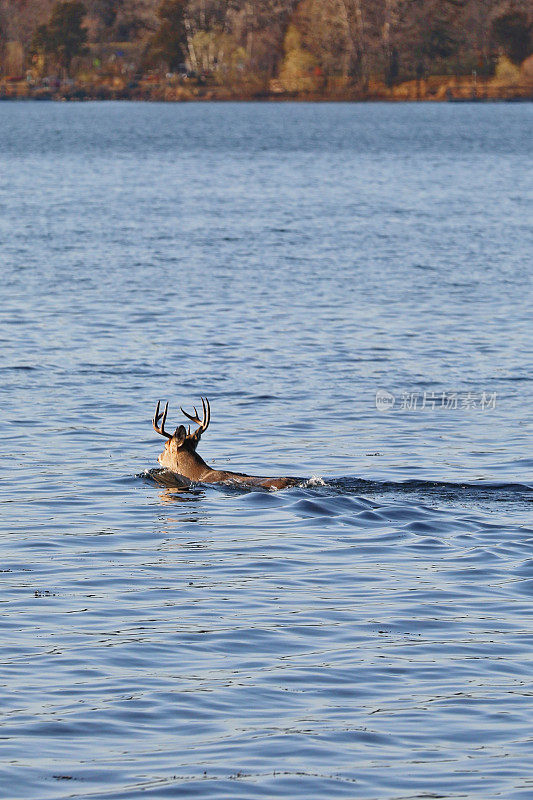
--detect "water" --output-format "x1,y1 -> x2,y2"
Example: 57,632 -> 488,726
1,101 -> 532,799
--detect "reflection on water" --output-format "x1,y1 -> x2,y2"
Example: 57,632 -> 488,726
1,101 -> 532,799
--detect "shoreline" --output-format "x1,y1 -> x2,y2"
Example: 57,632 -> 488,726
2,77 -> 532,104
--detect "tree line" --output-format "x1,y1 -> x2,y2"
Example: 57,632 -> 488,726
1,0 -> 531,87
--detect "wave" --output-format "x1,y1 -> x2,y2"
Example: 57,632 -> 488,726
140,469 -> 531,503
323,477 -> 532,498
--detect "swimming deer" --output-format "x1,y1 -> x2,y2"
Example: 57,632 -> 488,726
152,398 -> 298,490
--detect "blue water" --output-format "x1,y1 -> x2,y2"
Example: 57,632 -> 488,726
1,101 -> 532,799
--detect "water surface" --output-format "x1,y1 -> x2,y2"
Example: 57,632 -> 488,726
1,101 -> 532,799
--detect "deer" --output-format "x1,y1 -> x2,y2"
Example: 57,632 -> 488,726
152,397 -> 299,490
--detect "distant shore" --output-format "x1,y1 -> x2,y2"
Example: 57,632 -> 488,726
2,74 -> 532,103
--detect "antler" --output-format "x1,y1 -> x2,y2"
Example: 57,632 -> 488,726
180,396 -> 210,435
153,400 -> 172,439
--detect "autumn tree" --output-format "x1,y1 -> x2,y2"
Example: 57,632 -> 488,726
182,0 -> 233,74
89,0 -> 122,40
279,21 -> 319,91
150,0 -> 187,70
31,1 -> 87,71
491,11 -> 532,65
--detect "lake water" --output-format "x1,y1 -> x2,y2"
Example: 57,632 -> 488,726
1,101 -> 532,799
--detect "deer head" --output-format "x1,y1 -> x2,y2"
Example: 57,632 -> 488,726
153,397 -> 211,473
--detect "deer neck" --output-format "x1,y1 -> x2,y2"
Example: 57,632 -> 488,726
176,448 -> 212,481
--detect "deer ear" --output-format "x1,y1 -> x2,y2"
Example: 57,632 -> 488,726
174,425 -> 187,446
